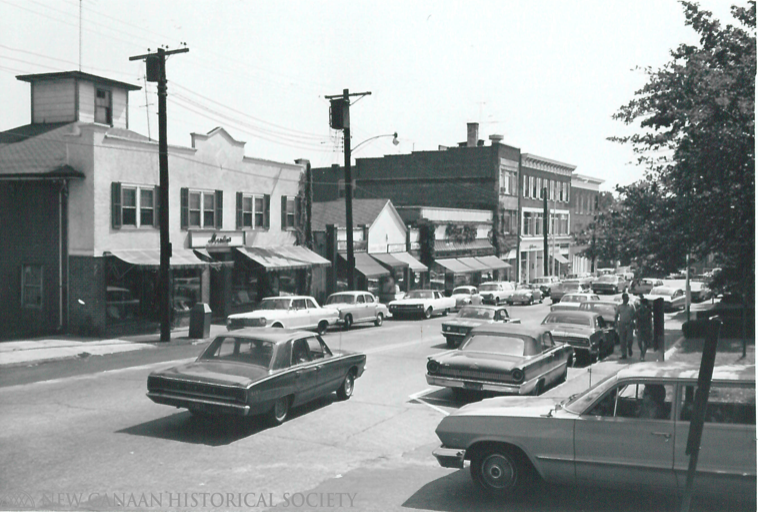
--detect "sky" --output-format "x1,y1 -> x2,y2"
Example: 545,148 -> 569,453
0,0 -> 742,191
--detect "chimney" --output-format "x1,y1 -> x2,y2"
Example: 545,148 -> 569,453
489,134 -> 504,144
467,122 -> 479,147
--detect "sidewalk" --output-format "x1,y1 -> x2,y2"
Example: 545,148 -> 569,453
0,323 -> 229,368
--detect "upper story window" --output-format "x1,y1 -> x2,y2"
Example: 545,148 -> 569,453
21,264 -> 43,309
111,182 -> 157,229
281,196 -> 296,230
499,170 -> 517,196
530,176 -> 537,198
237,193 -> 270,229
181,188 -> 223,230
522,175 -> 529,197
95,89 -> 112,125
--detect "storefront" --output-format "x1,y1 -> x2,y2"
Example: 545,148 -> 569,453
389,251 -> 428,291
434,256 -> 511,294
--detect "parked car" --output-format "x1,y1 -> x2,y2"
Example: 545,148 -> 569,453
507,283 -> 543,305
441,305 -> 521,348
432,363 -> 756,499
541,309 -> 614,363
689,281 -> 713,302
323,291 -> 389,330
226,296 -> 339,334
450,286 -> 482,310
146,328 -> 367,425
531,276 -> 560,298
592,274 -> 630,294
646,286 -> 686,311
579,300 -> 621,345
478,281 -> 516,305
550,292 -> 600,309
426,323 -> 573,397
630,278 -> 663,296
388,289 -> 456,319
549,281 -> 590,303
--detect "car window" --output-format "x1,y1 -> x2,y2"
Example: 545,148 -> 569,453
305,336 -> 330,360
357,294 -> 365,304
364,294 -> 374,303
541,333 -> 554,351
306,298 -> 320,309
291,339 -> 311,365
596,316 -> 606,329
200,336 -> 275,368
291,299 -> 307,310
462,334 -> 526,356
587,382 -> 674,420
679,383 -> 756,424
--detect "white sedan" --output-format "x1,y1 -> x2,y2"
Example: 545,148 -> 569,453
226,295 -> 339,334
388,289 -> 456,319
646,286 -> 686,311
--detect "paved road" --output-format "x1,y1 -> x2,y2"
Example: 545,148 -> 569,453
0,300 -> 735,512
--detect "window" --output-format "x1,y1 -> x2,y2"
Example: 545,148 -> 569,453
181,189 -> 223,230
95,88 -> 112,125
523,175 -> 529,197
522,212 -> 532,236
530,176 -> 536,198
364,294 -> 375,303
679,384 -> 756,424
537,178 -> 543,198
237,193 -> 269,229
281,196 -> 296,230
21,265 -> 43,308
111,183 -> 157,229
306,337 -> 330,360
535,212 -> 543,235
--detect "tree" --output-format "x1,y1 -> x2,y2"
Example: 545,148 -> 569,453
609,1 -> 755,297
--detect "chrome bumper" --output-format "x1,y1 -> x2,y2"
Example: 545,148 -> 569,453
433,446 -> 466,469
426,375 -> 528,394
147,392 -> 252,416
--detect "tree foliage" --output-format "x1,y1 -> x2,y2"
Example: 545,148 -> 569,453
607,1 -> 755,295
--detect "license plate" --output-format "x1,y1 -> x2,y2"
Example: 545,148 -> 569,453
463,382 -> 483,390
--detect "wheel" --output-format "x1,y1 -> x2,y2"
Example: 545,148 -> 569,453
272,323 -> 284,328
343,314 -> 353,331
470,446 -> 531,497
423,307 -> 432,319
268,396 -> 290,425
495,298 -> 502,306
317,321 -> 329,335
528,297 -> 534,305
336,371 -> 355,400
374,313 -> 383,326
443,308 -> 449,316
530,380 -> 544,396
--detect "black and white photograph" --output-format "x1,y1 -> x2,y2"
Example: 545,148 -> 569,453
0,1 -> 754,511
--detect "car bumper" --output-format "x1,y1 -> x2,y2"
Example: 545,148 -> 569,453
147,392 -> 257,417
441,331 -> 467,341
426,374 -> 530,394
433,446 -> 466,469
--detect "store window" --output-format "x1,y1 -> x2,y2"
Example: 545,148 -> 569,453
21,265 -> 43,308
173,271 -> 201,324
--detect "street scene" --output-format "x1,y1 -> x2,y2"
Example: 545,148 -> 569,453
0,1 -> 754,512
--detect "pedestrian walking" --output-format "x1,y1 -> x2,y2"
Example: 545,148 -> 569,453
635,297 -> 653,360
615,293 -> 636,360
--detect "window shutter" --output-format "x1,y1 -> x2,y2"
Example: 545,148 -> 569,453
180,188 -> 189,230
111,182 -> 122,229
264,194 -> 270,229
215,190 -> 223,229
295,197 -> 301,229
236,192 -> 243,229
154,185 -> 160,228
281,196 -> 287,230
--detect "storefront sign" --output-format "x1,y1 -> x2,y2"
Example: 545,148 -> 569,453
189,231 -> 244,248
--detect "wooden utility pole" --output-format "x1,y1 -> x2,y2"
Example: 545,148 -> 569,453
130,46 -> 188,341
542,189 -> 549,276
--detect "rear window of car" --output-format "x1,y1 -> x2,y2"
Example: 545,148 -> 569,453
461,334 -> 526,356
201,336 -> 276,368
459,307 -> 495,319
542,313 -> 592,326
407,291 -> 433,299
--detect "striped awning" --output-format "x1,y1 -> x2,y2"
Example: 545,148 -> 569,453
457,257 -> 491,272
237,246 -> 331,271
435,258 -> 475,274
370,253 -> 409,270
476,255 -> 512,270
391,252 -> 428,272
340,252 -> 390,278
107,248 -> 208,268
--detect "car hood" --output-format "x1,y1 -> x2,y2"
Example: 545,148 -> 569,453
152,360 -> 272,387
545,323 -> 593,336
389,298 -> 427,306
442,319 -> 488,328
645,293 -> 673,301
436,351 -> 525,371
454,396 -> 563,418
227,310 -> 286,320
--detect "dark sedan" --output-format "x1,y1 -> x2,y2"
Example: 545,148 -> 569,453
578,300 -> 620,345
440,305 -> 520,348
426,323 -> 573,397
541,310 -> 614,363
147,328 -> 367,425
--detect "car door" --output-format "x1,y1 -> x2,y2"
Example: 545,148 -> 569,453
362,293 -> 377,323
537,332 -> 563,384
288,298 -> 309,329
307,335 -> 340,395
354,293 -> 368,323
574,380 -> 678,489
673,382 -> 756,497
290,337 -> 320,405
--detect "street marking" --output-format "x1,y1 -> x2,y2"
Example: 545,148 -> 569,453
409,388 -> 449,416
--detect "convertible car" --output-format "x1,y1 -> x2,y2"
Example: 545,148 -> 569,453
440,305 -> 520,348
146,328 -> 367,425
432,363 -> 756,500
426,323 -> 573,397
541,310 -> 614,363
226,295 -> 339,334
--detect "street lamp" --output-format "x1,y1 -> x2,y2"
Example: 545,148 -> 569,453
352,132 -> 399,154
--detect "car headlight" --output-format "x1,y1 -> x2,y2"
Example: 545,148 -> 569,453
511,369 -> 525,383
427,360 -> 440,374
252,317 -> 266,326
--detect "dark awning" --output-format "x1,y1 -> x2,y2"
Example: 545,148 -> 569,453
435,258 -> 475,274
236,246 -> 331,271
340,252 -> 390,278
370,253 -> 409,270
391,252 -> 428,272
475,255 -> 512,270
457,257 -> 490,272
106,248 -> 208,268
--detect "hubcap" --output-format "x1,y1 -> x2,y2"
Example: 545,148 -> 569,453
274,398 -> 287,421
482,454 -> 516,490
344,375 -> 354,395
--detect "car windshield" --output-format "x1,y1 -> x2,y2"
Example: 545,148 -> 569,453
458,307 -> 495,320
326,294 -> 355,305
257,298 -> 291,310
651,287 -> 676,296
562,294 -> 587,302
542,313 -> 591,327
452,287 -> 473,295
563,373 -> 618,414
582,303 -> 616,316
562,283 -> 581,292
200,336 -> 276,368
407,290 -> 433,299
479,284 -> 499,291
461,334 -> 526,356
598,275 -> 617,283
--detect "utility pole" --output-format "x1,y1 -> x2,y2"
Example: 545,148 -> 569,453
130,45 -> 189,342
326,88 -> 371,290
542,188 -> 549,276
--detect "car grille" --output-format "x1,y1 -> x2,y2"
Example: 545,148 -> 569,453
148,376 -> 246,403
553,335 -> 590,346
443,325 -> 470,334
393,305 -> 423,312
435,367 -> 515,383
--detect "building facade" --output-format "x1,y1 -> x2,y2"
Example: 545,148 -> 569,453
570,173 -> 604,275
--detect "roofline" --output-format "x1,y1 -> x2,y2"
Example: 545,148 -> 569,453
16,71 -> 141,91
522,153 -> 577,171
